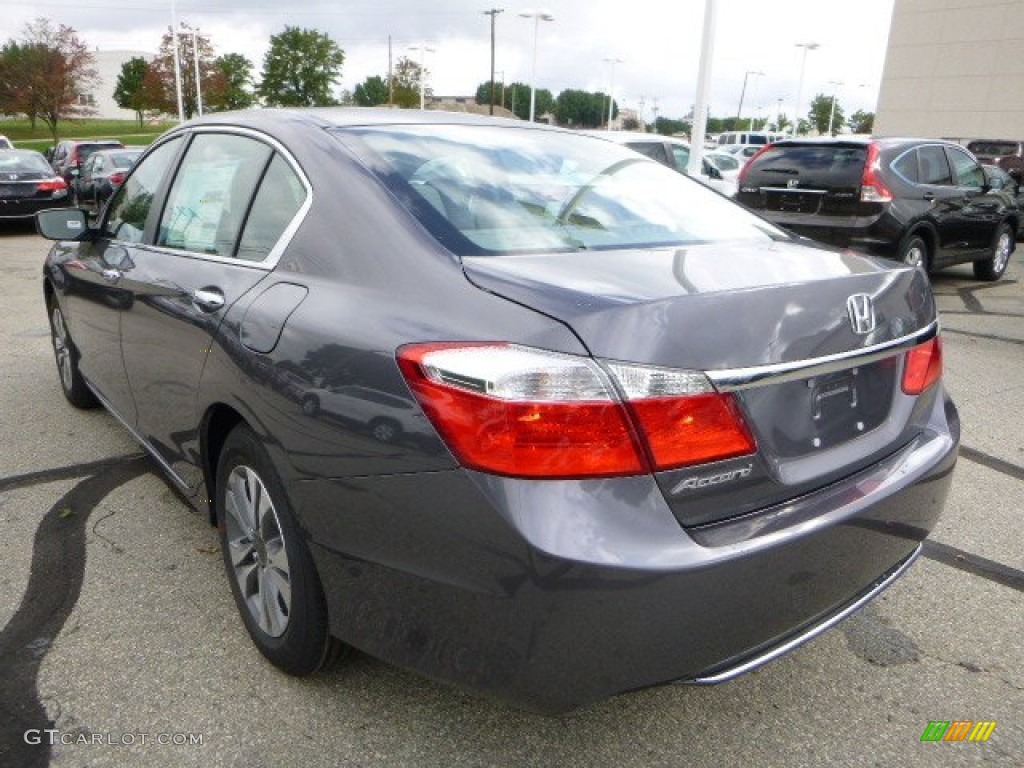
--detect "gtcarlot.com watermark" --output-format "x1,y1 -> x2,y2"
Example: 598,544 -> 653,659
25,729 -> 203,747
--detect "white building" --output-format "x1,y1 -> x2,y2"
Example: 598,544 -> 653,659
83,50 -> 155,120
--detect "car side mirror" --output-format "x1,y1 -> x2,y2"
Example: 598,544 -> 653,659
36,208 -> 92,241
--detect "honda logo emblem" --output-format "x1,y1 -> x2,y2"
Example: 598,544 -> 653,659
787,179 -> 799,188
847,294 -> 876,335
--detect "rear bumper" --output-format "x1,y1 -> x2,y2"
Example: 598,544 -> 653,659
300,390 -> 958,713
757,210 -> 899,253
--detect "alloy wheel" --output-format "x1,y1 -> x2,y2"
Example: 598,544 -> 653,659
223,465 -> 292,638
51,306 -> 74,391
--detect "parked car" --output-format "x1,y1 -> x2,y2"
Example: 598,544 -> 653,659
717,143 -> 764,163
736,137 -> 1017,281
50,139 -> 125,187
0,135 -> 13,149
72,147 -> 144,213
0,149 -> 70,221
589,131 -> 738,195
36,109 -> 958,713
717,130 -> 787,147
300,383 -> 430,443
966,139 -> 1024,183
983,164 -> 1024,240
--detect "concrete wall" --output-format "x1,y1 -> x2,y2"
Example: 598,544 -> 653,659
875,0 -> 1024,140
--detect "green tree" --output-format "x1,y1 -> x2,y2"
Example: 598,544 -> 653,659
354,75 -> 389,106
207,53 -> 254,111
848,109 -> 874,134
501,82 -> 553,121
113,56 -> 152,127
391,56 -> 428,108
808,92 -> 844,135
774,113 -> 791,133
554,89 -> 612,128
0,18 -> 98,141
258,26 -> 344,107
146,25 -> 219,119
654,117 -> 689,136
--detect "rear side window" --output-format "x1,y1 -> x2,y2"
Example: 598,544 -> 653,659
625,141 -> 670,166
947,147 -> 984,188
105,136 -> 184,244
891,150 -> 919,183
236,154 -> 307,262
669,145 -> 690,173
917,145 -> 952,185
157,133 -> 273,257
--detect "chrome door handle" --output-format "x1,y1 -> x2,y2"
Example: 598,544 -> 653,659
192,287 -> 225,312
101,268 -> 122,282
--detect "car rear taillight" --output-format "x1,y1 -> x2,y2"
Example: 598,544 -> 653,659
737,144 -> 774,187
902,336 -> 942,395
109,172 -> 126,185
397,343 -> 756,479
860,142 -> 893,203
37,178 -> 68,197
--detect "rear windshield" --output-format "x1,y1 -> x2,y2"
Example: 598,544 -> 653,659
743,144 -> 867,186
0,150 -> 52,174
966,141 -> 1019,158
109,151 -> 142,168
333,124 -> 785,256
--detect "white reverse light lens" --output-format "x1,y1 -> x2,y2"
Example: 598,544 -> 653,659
419,345 -> 613,401
605,361 -> 712,399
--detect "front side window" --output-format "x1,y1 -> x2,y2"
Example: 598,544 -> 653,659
336,125 -> 784,256
947,147 -> 984,189
105,136 -> 183,244
157,133 -> 273,257
917,145 -> 952,186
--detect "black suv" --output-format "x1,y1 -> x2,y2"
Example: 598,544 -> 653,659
49,139 -> 125,187
736,138 -> 1017,281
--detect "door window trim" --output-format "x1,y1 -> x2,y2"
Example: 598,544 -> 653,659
107,125 -> 313,272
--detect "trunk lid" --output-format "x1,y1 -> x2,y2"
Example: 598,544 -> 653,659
463,240 -> 938,526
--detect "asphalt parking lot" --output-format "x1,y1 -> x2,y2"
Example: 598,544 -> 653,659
1,223 -> 1021,768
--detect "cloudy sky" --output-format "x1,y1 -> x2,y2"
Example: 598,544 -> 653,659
5,0 -> 895,122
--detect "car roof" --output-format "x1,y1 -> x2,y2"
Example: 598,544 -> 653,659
187,107 -> 554,132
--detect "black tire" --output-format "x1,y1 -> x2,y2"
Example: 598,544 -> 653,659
47,299 -> 99,409
898,233 -> 929,271
973,222 -> 1013,282
369,417 -> 401,444
216,424 -> 344,675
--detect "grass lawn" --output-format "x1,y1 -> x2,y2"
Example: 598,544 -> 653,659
0,118 -> 175,152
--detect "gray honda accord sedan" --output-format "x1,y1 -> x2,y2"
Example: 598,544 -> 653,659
36,109 -> 959,713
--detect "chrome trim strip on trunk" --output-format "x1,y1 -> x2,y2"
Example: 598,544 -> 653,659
686,544 -> 922,685
707,321 -> 938,392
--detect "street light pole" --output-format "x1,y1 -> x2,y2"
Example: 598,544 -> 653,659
409,44 -> 435,110
604,56 -> 623,130
170,0 -> 184,122
793,42 -> 819,137
736,69 -> 764,125
520,10 -> 554,122
827,79 -> 844,135
483,8 -> 503,115
687,0 -> 717,178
